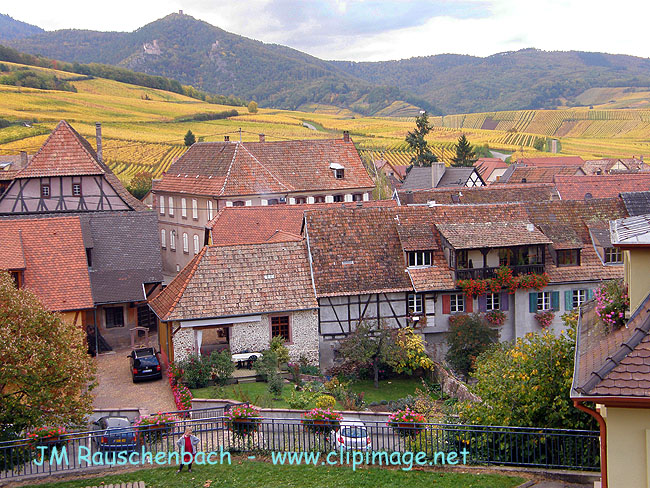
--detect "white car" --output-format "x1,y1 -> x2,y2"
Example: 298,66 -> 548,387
330,420 -> 372,451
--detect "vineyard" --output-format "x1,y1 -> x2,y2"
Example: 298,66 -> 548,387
3,61 -> 650,181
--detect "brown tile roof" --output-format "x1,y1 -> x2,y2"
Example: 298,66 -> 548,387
436,221 -> 552,249
503,165 -> 579,184
516,156 -> 585,167
397,183 -> 558,205
0,217 -> 94,311
208,201 -> 397,246
149,241 -> 317,321
474,158 -> 508,181
153,138 -> 374,197
554,174 -> 650,200
573,294 -> 650,399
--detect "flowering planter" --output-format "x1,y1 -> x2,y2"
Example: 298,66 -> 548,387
390,422 -> 424,438
301,408 -> 343,435
228,418 -> 262,437
387,409 -> 426,439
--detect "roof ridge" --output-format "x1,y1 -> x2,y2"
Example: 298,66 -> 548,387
218,143 -> 239,196
239,144 -> 292,192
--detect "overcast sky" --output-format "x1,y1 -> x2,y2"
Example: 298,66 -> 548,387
3,0 -> 649,61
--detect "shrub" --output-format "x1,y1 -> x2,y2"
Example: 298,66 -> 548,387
595,279 -> 629,330
388,395 -> 416,412
210,350 -> 235,386
341,391 -> 365,411
270,336 -> 290,366
315,394 -> 336,409
299,364 -> 320,376
388,327 -> 433,374
324,377 -> 349,401
287,390 -> 317,410
267,373 -> 284,399
255,349 -> 278,382
287,362 -> 303,385
446,313 -> 499,377
176,354 -> 214,389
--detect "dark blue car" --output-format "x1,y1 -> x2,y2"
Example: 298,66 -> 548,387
128,347 -> 162,383
93,416 -> 138,452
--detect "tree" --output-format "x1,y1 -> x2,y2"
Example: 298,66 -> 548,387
0,272 -> 96,440
451,134 -> 478,167
533,137 -> 546,152
405,112 -> 438,167
247,100 -> 258,113
126,171 -> 152,200
184,129 -> 196,147
456,321 -> 595,430
339,320 -> 396,388
446,313 -> 499,377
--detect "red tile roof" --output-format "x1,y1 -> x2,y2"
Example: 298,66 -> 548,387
504,165 -> 579,184
207,201 -> 397,246
397,183 -> 558,205
149,241 -> 317,321
516,156 -> 585,167
436,221 -> 552,249
153,138 -> 374,197
0,217 -> 94,311
554,174 -> 650,200
474,158 -> 508,181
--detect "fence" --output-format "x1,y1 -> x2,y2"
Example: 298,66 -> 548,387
0,415 -> 600,482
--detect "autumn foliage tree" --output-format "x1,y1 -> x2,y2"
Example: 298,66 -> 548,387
0,272 -> 96,440
126,171 -> 153,200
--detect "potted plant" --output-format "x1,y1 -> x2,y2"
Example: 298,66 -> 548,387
134,412 -> 179,443
301,408 -> 343,435
388,408 -> 426,438
26,427 -> 67,460
485,310 -> 506,327
534,310 -> 555,328
224,404 -> 262,439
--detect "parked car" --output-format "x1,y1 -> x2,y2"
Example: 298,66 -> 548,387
128,347 -> 162,382
330,420 -> 372,451
92,416 -> 138,452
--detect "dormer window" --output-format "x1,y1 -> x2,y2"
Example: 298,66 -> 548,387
407,251 -> 432,267
604,247 -> 623,264
330,162 -> 345,179
557,249 -> 580,266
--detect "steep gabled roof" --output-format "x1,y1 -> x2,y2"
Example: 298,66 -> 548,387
610,213 -> 650,246
554,174 -> 650,200
0,217 -> 94,311
397,183 -> 558,205
516,156 -> 585,167
436,221 -> 551,249
501,165 -> 579,184
148,241 -> 317,321
620,191 -> 650,216
401,166 -> 483,190
152,138 -> 374,197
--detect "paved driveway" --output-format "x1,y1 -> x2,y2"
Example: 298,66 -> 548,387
92,346 -> 176,414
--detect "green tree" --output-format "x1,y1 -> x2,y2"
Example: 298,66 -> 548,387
126,171 -> 152,200
184,129 -> 196,147
456,322 -> 595,430
533,137 -> 546,152
0,272 -> 96,440
451,134 -> 478,167
405,112 -> 438,167
446,313 -> 499,377
247,100 -> 258,113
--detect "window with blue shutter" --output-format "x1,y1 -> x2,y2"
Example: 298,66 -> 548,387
565,290 -> 573,311
529,292 -> 538,313
551,291 -> 560,311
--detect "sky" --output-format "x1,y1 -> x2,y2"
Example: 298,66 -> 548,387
3,0 -> 649,62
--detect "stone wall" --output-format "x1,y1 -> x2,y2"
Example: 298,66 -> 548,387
230,319 -> 270,354
172,327 -> 194,362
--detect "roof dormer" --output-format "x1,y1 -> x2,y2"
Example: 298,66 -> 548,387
330,162 -> 345,179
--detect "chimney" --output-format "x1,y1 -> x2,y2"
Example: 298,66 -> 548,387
95,122 -> 103,163
404,190 -> 414,205
259,133 -> 265,143
431,162 -> 445,188
179,9 -> 183,14
19,151 -> 27,168
224,135 -> 230,142
343,131 -> 350,143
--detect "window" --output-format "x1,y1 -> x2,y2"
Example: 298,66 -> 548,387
334,168 -> 345,179
168,196 -> 174,216
192,199 -> 198,220
182,232 -> 189,253
159,195 -> 165,215
207,200 -> 214,220
295,197 -> 307,204
486,293 -> 500,311
333,195 -> 344,203
353,193 -> 363,202
170,231 -> 176,251
10,270 -> 23,288
499,249 -> 513,266
572,289 -> 587,309
407,251 -> 432,267
271,316 -> 290,342
537,291 -> 552,311
41,184 -> 50,198
105,306 -> 124,328
457,250 -> 468,269
267,199 -> 279,205
314,195 -> 325,203
161,229 -> 166,249
72,183 -> 82,196
604,247 -> 623,264
407,294 -> 423,314
181,198 -> 187,218
450,294 -> 464,313
86,248 -> 92,267
232,201 -> 246,207
557,249 -> 579,266
193,234 -> 200,254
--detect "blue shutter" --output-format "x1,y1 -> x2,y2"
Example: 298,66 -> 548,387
551,291 -> 560,311
529,293 -> 538,313
500,291 -> 509,311
586,289 -> 594,301
478,294 -> 487,312
565,290 -> 573,311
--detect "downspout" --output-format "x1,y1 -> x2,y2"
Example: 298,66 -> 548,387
574,400 -> 607,488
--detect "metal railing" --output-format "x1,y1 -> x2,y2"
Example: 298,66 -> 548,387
0,415 -> 600,481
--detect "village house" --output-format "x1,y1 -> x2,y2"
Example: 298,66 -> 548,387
473,157 -> 508,183
553,173 -> 650,200
0,120 -> 147,214
152,132 -> 375,275
581,157 -> 649,175
400,162 -> 485,190
148,241 -> 319,367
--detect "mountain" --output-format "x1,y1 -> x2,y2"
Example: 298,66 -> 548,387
0,14 -> 44,41
7,12 -> 650,115
5,13 -> 432,116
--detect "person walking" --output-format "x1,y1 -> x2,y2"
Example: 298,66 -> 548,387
176,427 -> 200,473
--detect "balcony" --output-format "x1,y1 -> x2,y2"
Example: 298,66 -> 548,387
455,264 -> 545,281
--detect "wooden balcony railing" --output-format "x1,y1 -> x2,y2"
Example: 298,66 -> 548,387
455,264 -> 545,281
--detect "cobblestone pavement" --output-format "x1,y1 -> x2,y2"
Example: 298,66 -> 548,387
92,346 -> 176,414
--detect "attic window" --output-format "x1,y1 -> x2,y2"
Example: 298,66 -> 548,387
407,251 -> 432,267
330,162 -> 345,179
604,247 -> 623,264
264,274 -> 275,280
342,260 -> 354,266
557,249 -> 580,266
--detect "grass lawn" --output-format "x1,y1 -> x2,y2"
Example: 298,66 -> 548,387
191,378 -> 424,409
31,459 -> 525,488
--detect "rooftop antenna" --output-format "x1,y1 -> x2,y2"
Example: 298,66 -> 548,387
239,127 -> 242,142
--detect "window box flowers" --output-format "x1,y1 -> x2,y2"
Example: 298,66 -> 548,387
301,408 -> 343,434
534,310 -> 555,328
134,412 -> 179,443
26,427 -> 67,459
388,408 -> 426,438
225,405 -> 262,439
485,310 -> 506,327
457,266 -> 550,297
